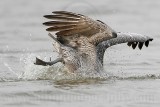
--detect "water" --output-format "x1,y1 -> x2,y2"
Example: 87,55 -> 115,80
0,0 -> 160,107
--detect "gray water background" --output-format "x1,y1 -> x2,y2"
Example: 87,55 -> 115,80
0,0 -> 160,107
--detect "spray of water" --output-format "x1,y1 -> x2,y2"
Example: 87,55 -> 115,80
17,52 -> 110,83
3,51 -> 159,84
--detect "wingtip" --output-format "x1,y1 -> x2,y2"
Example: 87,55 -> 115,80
145,38 -> 153,47
149,38 -> 153,41
127,42 -> 132,47
132,42 -> 138,49
43,22 -> 48,26
46,27 -> 52,31
138,42 -> 144,50
43,15 -> 55,20
43,15 -> 49,18
145,40 -> 149,47
112,32 -> 117,38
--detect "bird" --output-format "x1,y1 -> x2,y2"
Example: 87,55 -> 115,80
42,11 -> 118,71
35,11 -> 153,73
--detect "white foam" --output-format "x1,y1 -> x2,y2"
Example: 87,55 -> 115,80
17,53 -> 109,83
16,53 -> 160,84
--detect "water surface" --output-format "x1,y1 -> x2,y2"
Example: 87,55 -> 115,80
0,0 -> 160,107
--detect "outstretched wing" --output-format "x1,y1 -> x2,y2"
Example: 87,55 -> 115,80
43,11 -> 117,46
97,32 -> 153,64
102,32 -> 153,49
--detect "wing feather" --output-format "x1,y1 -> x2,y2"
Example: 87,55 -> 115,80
46,25 -> 78,31
43,11 -> 117,46
44,15 -> 80,21
52,11 -> 82,18
56,27 -> 92,36
43,21 -> 77,26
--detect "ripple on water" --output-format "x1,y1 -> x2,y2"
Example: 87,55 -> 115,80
1,53 -> 160,85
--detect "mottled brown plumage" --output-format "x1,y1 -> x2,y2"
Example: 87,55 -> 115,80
43,11 -> 117,47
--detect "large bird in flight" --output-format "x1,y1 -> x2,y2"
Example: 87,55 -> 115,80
35,11 -> 153,73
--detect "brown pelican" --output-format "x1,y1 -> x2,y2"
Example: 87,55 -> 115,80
42,11 -> 118,71
35,11 -> 153,73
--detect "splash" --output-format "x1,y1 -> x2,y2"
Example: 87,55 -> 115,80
19,53 -> 64,80
18,53 -> 110,83
14,52 -> 160,84
2,52 -> 160,84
